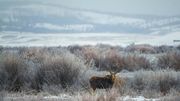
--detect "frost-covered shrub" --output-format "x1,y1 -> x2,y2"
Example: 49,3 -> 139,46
158,51 -> 180,70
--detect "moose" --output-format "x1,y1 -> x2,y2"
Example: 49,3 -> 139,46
89,71 -> 118,92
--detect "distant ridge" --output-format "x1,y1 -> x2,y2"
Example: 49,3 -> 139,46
0,4 -> 180,34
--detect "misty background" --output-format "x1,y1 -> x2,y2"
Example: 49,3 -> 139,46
0,0 -> 180,33
0,0 -> 180,46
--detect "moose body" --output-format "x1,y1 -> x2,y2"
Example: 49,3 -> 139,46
89,72 -> 116,91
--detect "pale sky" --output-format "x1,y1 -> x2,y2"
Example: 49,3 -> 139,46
51,0 -> 180,16
0,0 -> 180,16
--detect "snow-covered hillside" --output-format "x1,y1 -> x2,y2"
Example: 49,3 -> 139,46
0,4 -> 180,34
1,1 -> 180,46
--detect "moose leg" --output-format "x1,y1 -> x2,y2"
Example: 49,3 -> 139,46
91,87 -> 96,95
106,88 -> 111,92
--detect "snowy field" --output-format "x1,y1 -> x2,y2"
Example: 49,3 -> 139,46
0,32 -> 180,47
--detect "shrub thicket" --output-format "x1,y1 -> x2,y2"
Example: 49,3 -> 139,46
129,70 -> 180,95
0,49 -> 85,92
40,52 -> 85,88
0,45 -> 179,95
0,52 -> 27,91
158,51 -> 180,70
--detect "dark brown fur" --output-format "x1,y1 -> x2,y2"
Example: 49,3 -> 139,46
89,73 -> 116,91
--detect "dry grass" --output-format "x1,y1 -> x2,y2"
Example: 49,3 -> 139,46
158,51 -> 180,70
0,48 -> 85,93
125,44 -> 156,54
0,45 -> 180,99
129,70 -> 180,97
79,89 -> 119,101
78,46 -> 151,71
154,45 -> 177,53
40,51 -> 85,89
0,52 -> 27,91
160,96 -> 180,101
0,90 -> 120,101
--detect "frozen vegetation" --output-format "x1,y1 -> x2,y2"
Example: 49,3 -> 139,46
0,44 -> 180,101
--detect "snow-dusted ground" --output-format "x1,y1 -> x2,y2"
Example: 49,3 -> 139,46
3,94 -> 160,101
0,32 -> 179,47
121,96 -> 160,101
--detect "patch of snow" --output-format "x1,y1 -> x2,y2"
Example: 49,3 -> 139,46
122,96 -> 160,101
44,94 -> 71,99
34,23 -> 94,32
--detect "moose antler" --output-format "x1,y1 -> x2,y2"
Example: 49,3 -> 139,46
108,69 -> 119,75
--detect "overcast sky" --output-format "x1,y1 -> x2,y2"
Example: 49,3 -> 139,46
0,0 -> 180,16
50,0 -> 180,16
